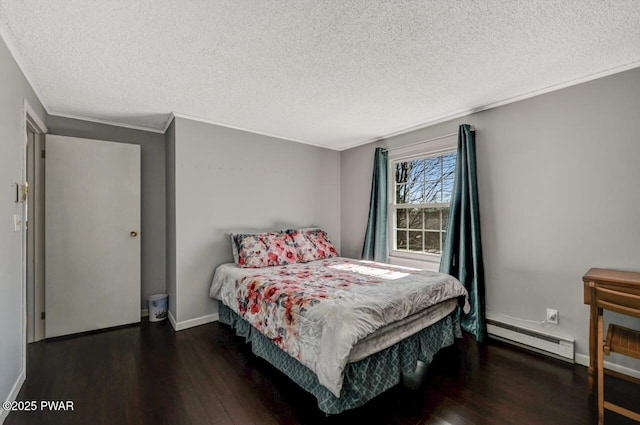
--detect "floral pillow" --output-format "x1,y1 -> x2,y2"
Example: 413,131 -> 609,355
233,232 -> 299,268
230,233 -> 240,263
285,228 -> 338,262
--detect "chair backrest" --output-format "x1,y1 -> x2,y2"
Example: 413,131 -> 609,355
595,286 -> 640,319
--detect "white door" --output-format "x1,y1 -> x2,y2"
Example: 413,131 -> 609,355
45,135 -> 140,338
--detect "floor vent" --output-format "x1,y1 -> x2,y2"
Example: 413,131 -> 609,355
487,318 -> 574,362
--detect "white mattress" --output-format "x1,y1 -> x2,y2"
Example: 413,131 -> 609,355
347,298 -> 458,362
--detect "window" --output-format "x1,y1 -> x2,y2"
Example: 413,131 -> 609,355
390,149 -> 456,259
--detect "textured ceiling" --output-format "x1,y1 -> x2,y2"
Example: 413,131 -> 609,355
1,1 -> 639,150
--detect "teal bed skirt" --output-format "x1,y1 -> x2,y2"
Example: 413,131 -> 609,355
218,302 -> 462,414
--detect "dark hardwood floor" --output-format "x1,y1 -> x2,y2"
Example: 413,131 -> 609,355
6,319 -> 637,425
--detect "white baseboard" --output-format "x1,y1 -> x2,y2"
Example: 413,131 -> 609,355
574,353 -> 590,368
574,353 -> 640,380
168,310 -> 218,331
140,308 -> 148,317
1,370 -> 25,424
168,310 -> 177,330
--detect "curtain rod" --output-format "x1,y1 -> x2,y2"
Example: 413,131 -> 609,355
384,125 -> 475,152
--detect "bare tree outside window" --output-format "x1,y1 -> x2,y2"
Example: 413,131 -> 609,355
393,152 -> 456,255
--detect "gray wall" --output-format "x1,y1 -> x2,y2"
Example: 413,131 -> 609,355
341,140 -> 383,259
341,67 -> 640,368
0,36 -> 47,413
47,116 -> 166,310
169,117 -> 341,324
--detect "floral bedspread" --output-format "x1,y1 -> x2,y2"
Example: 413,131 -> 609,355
210,257 -> 469,397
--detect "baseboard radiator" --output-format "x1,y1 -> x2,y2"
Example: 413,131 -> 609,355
487,318 -> 575,362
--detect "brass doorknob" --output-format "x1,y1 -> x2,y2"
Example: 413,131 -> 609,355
130,231 -> 138,237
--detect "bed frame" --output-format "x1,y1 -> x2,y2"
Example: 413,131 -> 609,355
218,302 -> 462,414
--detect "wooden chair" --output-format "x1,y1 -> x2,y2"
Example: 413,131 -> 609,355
595,286 -> 640,425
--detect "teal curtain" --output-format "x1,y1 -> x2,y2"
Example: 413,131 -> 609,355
362,147 -> 388,262
440,125 -> 486,342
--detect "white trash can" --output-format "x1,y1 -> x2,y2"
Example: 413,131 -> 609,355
148,294 -> 168,322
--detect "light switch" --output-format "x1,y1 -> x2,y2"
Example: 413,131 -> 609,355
13,214 -> 21,232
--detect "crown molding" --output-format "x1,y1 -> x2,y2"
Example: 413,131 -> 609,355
23,99 -> 48,133
338,60 -> 640,151
171,111 -> 340,151
48,111 -> 166,134
161,113 -> 175,133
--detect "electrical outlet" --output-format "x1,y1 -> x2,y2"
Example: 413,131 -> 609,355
546,308 -> 559,325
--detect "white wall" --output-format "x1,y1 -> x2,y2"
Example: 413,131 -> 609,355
167,117 -> 341,326
0,36 -> 47,420
341,67 -> 640,369
46,116 -> 166,310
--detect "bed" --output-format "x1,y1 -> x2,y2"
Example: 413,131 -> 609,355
210,254 -> 469,414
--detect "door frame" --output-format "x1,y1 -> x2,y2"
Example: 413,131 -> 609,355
22,99 -> 47,359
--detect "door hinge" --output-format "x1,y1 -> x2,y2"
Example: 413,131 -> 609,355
41,150 -> 45,159
41,312 -> 45,320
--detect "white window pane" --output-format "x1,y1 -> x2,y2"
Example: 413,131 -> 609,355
396,160 -> 424,182
404,159 -> 424,203
443,153 -> 456,177
396,209 -> 407,228
396,230 -> 407,250
391,151 -> 455,258
408,208 -> 423,230
425,232 -> 440,254
396,184 -> 407,203
410,158 -> 425,182
395,162 -> 410,184
407,183 -> 423,203
425,180 -> 442,202
442,207 -> 450,230
425,208 -> 440,230
442,178 -> 454,202
425,156 -> 441,180
408,231 -> 422,251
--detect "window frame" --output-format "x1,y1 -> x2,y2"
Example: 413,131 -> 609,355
387,135 -> 457,264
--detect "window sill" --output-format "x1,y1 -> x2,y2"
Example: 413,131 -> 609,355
388,253 -> 440,271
